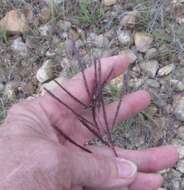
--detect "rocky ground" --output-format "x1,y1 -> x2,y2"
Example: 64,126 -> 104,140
0,0 -> 184,189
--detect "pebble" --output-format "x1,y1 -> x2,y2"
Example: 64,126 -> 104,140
177,145 -> 184,159
170,79 -> 184,91
145,48 -> 158,60
44,0 -> 64,5
146,79 -> 160,88
45,50 -> 56,57
39,7 -> 51,22
3,82 -> 18,101
39,24 -> 52,36
134,32 -> 153,52
178,127 -> 184,139
174,97 -> 184,121
117,30 -> 132,46
177,160 -> 184,173
92,48 -> 114,58
103,0 -> 117,6
120,49 -> 137,62
0,10 -> 28,34
140,60 -> 159,78
0,82 -> 4,93
87,33 -> 109,48
120,11 -> 139,28
110,75 -> 123,91
75,39 -> 85,49
172,138 -> 184,146
158,64 -> 175,77
36,60 -> 60,83
69,28 -> 80,41
175,67 -> 184,81
94,34 -> 109,48
129,78 -> 144,89
57,20 -> 72,32
11,37 -> 28,57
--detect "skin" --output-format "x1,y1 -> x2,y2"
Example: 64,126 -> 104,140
0,54 -> 178,190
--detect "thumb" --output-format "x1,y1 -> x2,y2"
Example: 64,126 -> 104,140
69,150 -> 137,188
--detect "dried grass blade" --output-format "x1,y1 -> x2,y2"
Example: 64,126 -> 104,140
53,79 -> 88,108
53,124 -> 92,153
44,87 -> 109,146
44,87 -> 93,126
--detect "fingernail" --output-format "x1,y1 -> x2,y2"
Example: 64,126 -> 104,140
121,50 -> 137,63
116,158 -> 137,178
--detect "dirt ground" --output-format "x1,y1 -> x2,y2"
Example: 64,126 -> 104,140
0,0 -> 184,189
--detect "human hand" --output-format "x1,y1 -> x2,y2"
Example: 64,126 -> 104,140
0,54 -> 178,190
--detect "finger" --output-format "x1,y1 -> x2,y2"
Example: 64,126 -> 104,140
129,173 -> 163,190
69,149 -> 137,188
88,145 -> 178,173
44,52 -> 137,109
100,90 -> 151,129
88,173 -> 163,190
85,90 -> 150,137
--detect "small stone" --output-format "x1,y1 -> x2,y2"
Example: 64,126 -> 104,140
94,34 -> 109,48
87,33 -> 109,48
110,75 -> 123,91
120,49 -> 137,62
172,138 -> 184,146
39,24 -> 52,36
44,0 -> 64,5
103,0 -> 117,6
11,37 -> 28,57
178,127 -> 184,139
64,39 -> 75,56
36,60 -> 61,83
75,39 -> 85,49
174,97 -> 184,121
0,82 -> 5,93
23,82 -> 35,95
92,48 -> 113,58
153,93 -> 168,108
132,65 -> 141,73
117,30 -> 132,46
170,79 -> 184,91
4,82 -> 19,101
146,79 -> 160,88
145,48 -> 158,60
177,160 -> 184,173
69,28 -> 80,41
87,33 -> 96,45
23,4 -> 33,23
177,145 -> 184,159
39,7 -> 51,22
134,32 -> 153,52
129,78 -> 144,89
158,64 -> 175,77
140,60 -> 159,78
146,106 -> 158,115
45,50 -> 56,57
172,0 -> 184,6
57,20 -> 72,32
0,10 -> 28,34
120,11 -> 139,28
